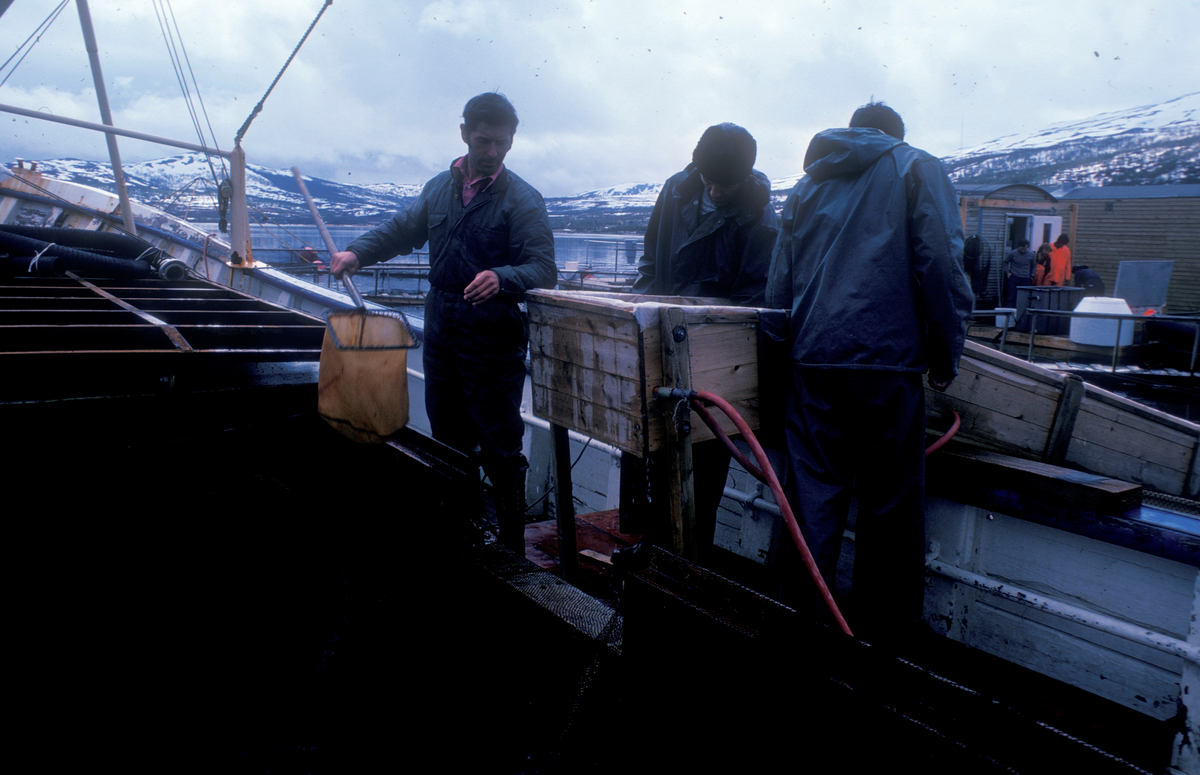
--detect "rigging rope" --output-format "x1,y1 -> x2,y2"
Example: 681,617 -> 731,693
235,0 -> 333,145
0,0 -> 69,90
163,0 -> 227,179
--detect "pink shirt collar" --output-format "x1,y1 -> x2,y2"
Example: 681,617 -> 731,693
453,156 -> 503,206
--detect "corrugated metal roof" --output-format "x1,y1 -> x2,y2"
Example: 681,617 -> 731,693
1054,184 -> 1200,200
953,183 -> 1057,201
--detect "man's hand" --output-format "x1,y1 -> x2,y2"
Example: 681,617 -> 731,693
464,270 -> 500,305
928,375 -> 954,392
331,251 -> 360,279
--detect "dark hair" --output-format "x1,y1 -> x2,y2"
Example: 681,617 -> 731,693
1054,234 -> 1070,247
463,92 -> 519,133
849,101 -> 905,140
692,123 -> 757,185
1017,239 -> 1030,249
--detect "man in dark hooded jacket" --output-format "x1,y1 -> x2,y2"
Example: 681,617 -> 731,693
331,93 -> 556,554
634,123 -> 776,306
631,124 -> 777,561
767,103 -> 972,631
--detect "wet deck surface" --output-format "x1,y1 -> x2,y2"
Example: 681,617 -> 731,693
524,509 -> 638,607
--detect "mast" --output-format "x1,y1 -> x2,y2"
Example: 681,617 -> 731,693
229,144 -> 252,266
75,0 -> 137,233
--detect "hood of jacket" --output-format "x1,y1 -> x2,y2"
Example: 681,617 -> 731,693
803,127 -> 906,183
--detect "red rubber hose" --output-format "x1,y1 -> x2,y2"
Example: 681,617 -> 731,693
691,401 -> 766,480
924,411 -> 961,456
692,390 -> 854,638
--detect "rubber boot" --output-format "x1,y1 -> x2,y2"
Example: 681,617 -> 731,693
494,471 -> 527,555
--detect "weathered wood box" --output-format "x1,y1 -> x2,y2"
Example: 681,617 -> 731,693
527,289 -> 762,457
927,340 -> 1200,500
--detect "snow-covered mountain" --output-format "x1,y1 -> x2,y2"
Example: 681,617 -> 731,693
23,154 -> 424,224
942,92 -> 1200,188
11,92 -> 1198,229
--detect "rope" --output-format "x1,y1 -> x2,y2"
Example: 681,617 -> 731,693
235,0 -> 333,145
28,242 -> 56,273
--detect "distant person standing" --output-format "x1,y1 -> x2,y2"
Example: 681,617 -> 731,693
1073,265 -> 1106,297
1033,242 -> 1052,286
631,123 -> 777,561
1003,239 -> 1035,307
1046,234 -> 1073,286
331,92 -> 556,554
767,102 -> 973,632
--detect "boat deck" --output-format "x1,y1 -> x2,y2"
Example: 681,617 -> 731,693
0,274 -> 325,403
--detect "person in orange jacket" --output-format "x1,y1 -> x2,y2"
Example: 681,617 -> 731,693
1033,243 -> 1052,286
1046,234 -> 1072,286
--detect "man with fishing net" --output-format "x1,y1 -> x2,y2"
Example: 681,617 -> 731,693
332,92 -> 556,555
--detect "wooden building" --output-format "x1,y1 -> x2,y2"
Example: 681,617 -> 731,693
1056,184 -> 1200,313
954,183 -> 1074,309
954,182 -> 1200,314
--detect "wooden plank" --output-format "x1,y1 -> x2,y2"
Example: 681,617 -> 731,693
926,393 -> 1054,458
1064,417 -> 1195,498
688,323 -> 759,372
1078,382 -> 1200,437
936,447 -> 1142,513
530,356 -> 643,413
529,323 -> 643,375
690,362 -> 760,402
961,340 -> 1068,389
528,302 -> 639,342
527,289 -> 639,317
1044,374 -> 1085,464
532,385 -> 645,454
950,359 -> 1065,415
974,198 -> 1062,210
1070,406 -> 1197,470
647,397 -> 758,453
1064,442 -> 1190,498
659,307 -> 695,558
681,309 -> 760,325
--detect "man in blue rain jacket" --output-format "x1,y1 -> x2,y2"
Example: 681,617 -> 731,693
767,102 -> 973,632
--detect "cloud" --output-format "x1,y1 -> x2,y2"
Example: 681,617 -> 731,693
1,0 -> 1198,197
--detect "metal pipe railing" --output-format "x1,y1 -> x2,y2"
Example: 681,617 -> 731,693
0,102 -> 232,158
977,307 -> 1199,375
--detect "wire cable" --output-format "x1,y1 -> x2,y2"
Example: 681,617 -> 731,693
151,0 -> 221,189
0,0 -> 69,90
162,0 -> 227,179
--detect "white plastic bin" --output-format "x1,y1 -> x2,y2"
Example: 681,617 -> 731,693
1069,297 -> 1135,347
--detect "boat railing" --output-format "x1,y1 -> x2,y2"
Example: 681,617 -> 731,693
275,257 -> 641,302
979,308 -> 1199,375
276,256 -> 433,301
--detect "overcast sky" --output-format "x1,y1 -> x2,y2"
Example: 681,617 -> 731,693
2,0 -> 1198,197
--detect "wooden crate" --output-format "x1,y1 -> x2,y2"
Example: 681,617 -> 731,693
527,289 -> 761,457
926,340 -> 1200,500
